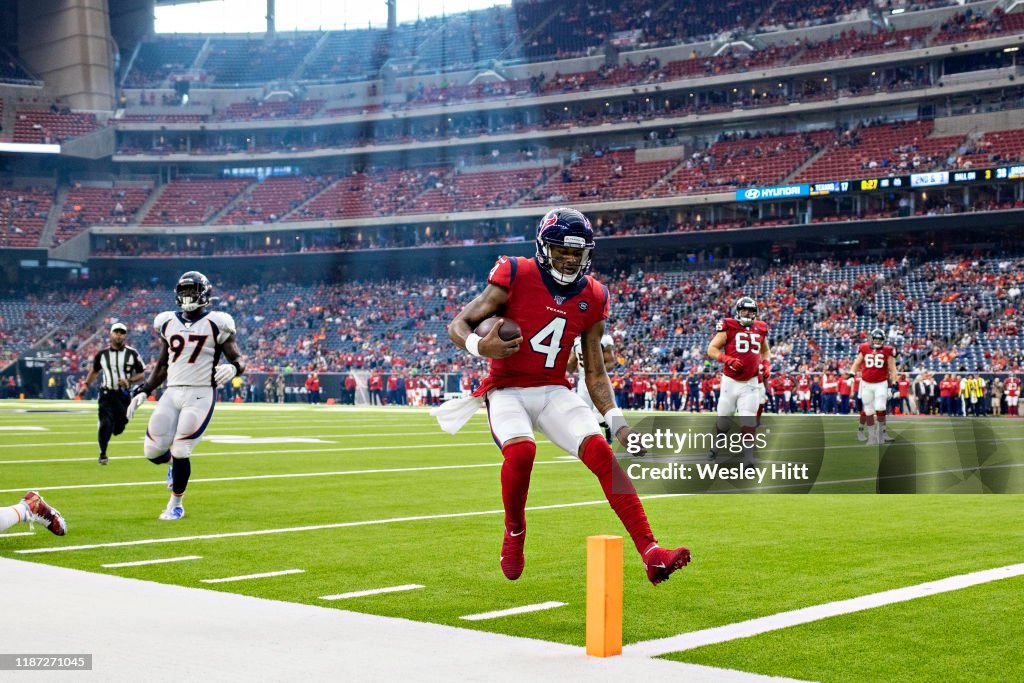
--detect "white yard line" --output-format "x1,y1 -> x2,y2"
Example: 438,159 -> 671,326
460,601 -> 567,621
200,569 -> 305,583
0,460 -> 574,495
1,531 -> 36,537
320,584 -> 425,600
624,563 -> 1024,658
0,441 -> 504,464
102,555 -> 202,568
14,458 -> 1023,556
0,430 -> 491,449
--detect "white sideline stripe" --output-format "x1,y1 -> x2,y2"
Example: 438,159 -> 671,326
200,569 -> 305,584
1,531 -> 36,537
624,562 -> 1024,657
2,431 -> 1020,467
320,584 -> 425,600
0,426 -> 47,431
14,460 -> 1024,554
0,441 -> 504,465
0,460 -> 574,494
102,555 -> 202,568
0,430 -> 491,449
460,602 -> 567,621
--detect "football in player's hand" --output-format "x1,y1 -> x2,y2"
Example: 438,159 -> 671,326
475,317 -> 523,341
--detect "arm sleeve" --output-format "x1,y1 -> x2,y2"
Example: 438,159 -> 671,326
92,352 -> 102,372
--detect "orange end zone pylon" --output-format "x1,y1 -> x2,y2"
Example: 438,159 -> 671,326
586,534 -> 623,657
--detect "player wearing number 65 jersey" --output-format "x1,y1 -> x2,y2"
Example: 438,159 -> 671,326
434,207 -> 690,586
708,297 -> 771,416
126,271 -> 246,521
851,328 -> 897,445
706,297 -> 771,459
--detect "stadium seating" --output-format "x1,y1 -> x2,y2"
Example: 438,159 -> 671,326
956,128 -> 1024,168
0,186 -> 52,248
123,38 -> 206,87
794,120 -> 963,183
218,175 -> 333,224
141,178 -> 253,225
40,252 -> 1022,380
932,7 -> 1024,46
203,35 -> 319,86
54,185 -> 152,246
214,99 -> 325,121
13,110 -> 100,144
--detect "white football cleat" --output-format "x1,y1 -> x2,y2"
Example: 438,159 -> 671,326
159,505 -> 185,521
857,426 -> 867,442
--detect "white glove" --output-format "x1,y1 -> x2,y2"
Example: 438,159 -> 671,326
126,391 -> 148,421
214,364 -> 238,387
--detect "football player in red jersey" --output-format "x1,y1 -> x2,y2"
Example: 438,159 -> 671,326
796,373 -> 811,414
1006,375 -> 1020,416
439,208 -> 690,585
706,296 -> 771,459
851,328 -> 898,445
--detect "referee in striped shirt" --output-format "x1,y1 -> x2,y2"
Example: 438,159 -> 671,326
79,322 -> 146,465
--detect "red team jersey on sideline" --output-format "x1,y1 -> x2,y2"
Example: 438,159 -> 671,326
481,256 -> 609,390
1006,378 -> 1020,397
857,343 -> 896,383
715,318 -> 770,381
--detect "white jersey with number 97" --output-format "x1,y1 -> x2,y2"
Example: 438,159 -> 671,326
573,333 -> 615,395
154,310 -> 236,387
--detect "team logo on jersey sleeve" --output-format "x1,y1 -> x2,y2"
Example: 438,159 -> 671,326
578,301 -> 589,311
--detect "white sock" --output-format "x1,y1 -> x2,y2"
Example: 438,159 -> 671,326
0,502 -> 29,532
168,494 -> 183,509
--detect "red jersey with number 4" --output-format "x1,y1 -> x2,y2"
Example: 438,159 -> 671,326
1006,379 -> 1020,397
483,256 -> 609,390
858,343 -> 896,383
715,318 -> 769,381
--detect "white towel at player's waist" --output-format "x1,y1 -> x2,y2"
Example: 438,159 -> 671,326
430,394 -> 484,434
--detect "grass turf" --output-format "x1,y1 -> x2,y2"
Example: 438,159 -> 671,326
1,400 -> 1022,678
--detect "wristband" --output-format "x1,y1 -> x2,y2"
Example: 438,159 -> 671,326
231,359 -> 244,376
603,407 -> 627,436
465,333 -> 483,357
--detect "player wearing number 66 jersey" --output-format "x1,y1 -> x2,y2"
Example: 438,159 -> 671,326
851,328 -> 897,445
126,271 -> 246,521
434,207 -> 691,586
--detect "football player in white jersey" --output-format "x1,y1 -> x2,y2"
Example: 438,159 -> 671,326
127,271 -> 246,520
567,333 -> 616,443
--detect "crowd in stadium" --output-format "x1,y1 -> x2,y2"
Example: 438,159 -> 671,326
9,248 -> 1019,417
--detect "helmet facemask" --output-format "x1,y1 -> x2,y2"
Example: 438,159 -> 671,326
542,239 -> 592,286
175,272 -> 211,312
735,297 -> 758,327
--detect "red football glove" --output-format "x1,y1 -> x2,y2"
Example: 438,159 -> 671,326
760,359 -> 771,379
719,354 -> 744,373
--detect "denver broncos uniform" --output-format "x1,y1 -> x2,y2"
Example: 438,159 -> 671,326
144,310 -> 236,461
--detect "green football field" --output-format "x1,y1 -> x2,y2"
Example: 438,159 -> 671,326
2,399 -> 1022,681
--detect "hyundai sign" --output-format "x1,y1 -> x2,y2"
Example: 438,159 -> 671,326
736,184 -> 810,201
